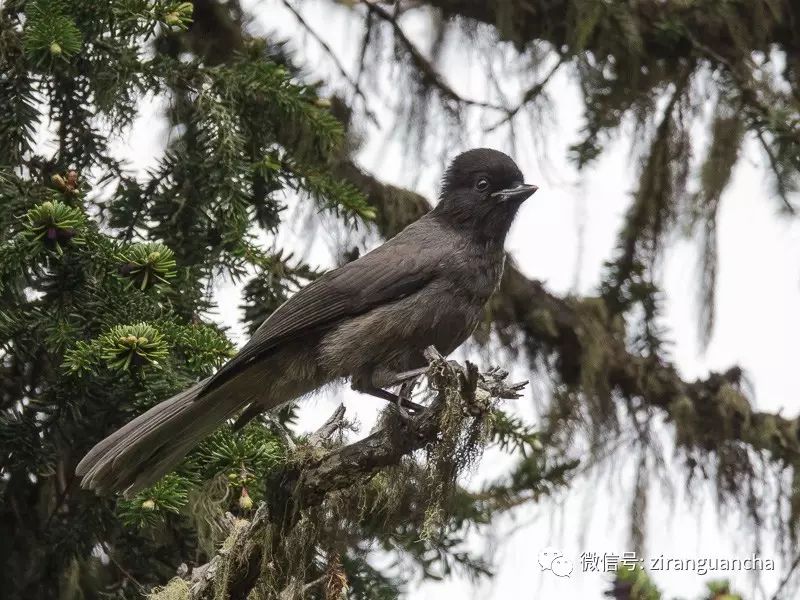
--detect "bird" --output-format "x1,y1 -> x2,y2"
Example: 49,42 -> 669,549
76,148 -> 538,495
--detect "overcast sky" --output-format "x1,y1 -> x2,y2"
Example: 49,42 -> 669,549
116,1 -> 800,597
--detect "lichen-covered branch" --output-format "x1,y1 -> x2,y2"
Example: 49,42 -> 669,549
410,1 -> 798,65
152,348 -> 527,599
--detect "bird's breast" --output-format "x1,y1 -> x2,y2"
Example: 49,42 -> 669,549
450,242 -> 506,301
317,244 -> 506,380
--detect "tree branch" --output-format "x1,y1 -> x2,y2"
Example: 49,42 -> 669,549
281,0 -> 380,126
159,348 -> 526,599
485,56 -> 566,132
407,0 -> 797,62
362,0 -> 506,112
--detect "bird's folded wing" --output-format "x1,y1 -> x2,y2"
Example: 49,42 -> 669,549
198,231 -> 442,396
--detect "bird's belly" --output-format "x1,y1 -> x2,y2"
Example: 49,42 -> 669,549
317,282 -> 483,379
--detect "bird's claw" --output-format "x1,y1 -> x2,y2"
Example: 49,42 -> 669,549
393,395 -> 425,423
399,397 -> 425,414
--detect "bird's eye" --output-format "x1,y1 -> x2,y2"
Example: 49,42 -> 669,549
475,177 -> 490,192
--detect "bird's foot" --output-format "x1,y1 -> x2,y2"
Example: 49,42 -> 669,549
396,384 -> 425,422
388,390 -> 425,415
356,384 -> 425,418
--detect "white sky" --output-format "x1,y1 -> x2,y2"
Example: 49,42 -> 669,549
117,1 -> 800,597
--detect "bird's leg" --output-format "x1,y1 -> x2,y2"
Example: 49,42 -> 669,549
392,367 -> 430,415
398,379 -> 418,405
385,366 -> 429,386
385,367 -> 429,413
351,372 -> 425,417
358,385 -> 425,414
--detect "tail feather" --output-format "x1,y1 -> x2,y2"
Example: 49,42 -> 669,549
76,377 -> 248,496
78,344 -> 328,496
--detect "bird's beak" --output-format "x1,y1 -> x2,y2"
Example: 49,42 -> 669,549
491,183 -> 539,203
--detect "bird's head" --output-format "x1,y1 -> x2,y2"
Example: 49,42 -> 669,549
433,148 -> 537,241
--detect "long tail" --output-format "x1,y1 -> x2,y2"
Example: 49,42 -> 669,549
76,378 -> 248,496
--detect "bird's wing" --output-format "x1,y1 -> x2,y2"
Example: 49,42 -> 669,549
198,225 -> 443,396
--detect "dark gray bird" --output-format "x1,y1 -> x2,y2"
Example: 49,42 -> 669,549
77,148 -> 538,495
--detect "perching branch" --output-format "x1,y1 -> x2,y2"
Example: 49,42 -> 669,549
160,348 -> 527,599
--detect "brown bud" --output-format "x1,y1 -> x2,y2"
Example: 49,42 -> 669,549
66,170 -> 78,190
238,488 -> 253,510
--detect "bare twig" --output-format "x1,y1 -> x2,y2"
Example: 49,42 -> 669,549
363,0 -> 506,112
354,9 -> 373,90
306,403 -> 347,446
100,542 -> 145,591
302,573 -> 327,592
282,0 -> 380,126
265,413 -> 297,452
756,129 -> 796,214
486,56 -> 566,132
772,551 -> 800,600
